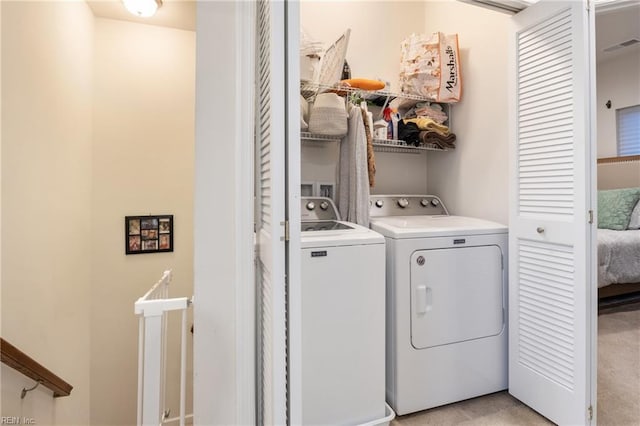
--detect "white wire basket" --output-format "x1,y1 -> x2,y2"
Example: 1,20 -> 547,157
301,29 -> 351,100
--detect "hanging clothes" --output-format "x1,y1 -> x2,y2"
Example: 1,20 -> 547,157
360,104 -> 376,187
338,106 -> 370,227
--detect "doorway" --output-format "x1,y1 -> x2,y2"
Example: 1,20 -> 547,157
594,2 -> 640,424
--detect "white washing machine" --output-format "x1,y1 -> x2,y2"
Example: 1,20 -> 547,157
300,197 -> 388,425
369,195 -> 508,416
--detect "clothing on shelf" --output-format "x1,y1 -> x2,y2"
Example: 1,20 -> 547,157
397,121 -> 422,146
397,112 -> 456,149
388,98 -> 449,125
403,117 -> 450,135
414,103 -> 448,124
419,130 -> 456,150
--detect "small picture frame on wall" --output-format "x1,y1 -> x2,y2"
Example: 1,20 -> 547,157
125,215 -> 173,255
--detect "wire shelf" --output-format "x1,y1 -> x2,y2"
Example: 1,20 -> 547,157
300,81 -> 439,103
301,132 -> 342,142
372,138 -> 449,154
300,134 -> 450,153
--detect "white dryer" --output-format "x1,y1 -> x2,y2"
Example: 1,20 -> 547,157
369,195 -> 508,416
301,197 -> 388,425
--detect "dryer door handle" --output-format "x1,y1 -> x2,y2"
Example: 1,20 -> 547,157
415,285 -> 432,314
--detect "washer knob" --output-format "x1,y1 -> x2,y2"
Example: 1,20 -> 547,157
397,198 -> 409,208
319,201 -> 329,210
375,200 -> 384,208
420,199 -> 429,207
306,201 -> 316,211
431,199 -> 440,207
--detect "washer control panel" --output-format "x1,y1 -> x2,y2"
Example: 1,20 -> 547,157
301,197 -> 341,221
369,195 -> 448,217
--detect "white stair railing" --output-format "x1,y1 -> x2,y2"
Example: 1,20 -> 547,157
135,270 -> 192,426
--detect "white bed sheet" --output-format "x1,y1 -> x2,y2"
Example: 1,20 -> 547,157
598,229 -> 640,288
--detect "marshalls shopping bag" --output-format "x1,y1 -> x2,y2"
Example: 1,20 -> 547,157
399,32 -> 462,103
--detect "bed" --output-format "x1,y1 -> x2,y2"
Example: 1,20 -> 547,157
598,229 -> 640,287
597,155 -> 640,299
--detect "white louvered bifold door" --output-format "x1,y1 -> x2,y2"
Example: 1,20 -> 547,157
509,1 -> 596,424
255,0 -> 287,424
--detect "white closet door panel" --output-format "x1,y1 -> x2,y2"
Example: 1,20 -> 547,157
255,0 -> 287,424
520,98 -> 573,123
509,1 -> 596,425
515,3 -> 575,221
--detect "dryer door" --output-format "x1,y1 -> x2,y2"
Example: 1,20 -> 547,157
410,245 -> 504,349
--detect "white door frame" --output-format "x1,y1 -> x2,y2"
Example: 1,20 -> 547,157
284,0 -> 303,424
194,1 -> 256,424
236,0 -> 258,424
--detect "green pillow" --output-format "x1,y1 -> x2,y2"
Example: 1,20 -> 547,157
598,187 -> 640,230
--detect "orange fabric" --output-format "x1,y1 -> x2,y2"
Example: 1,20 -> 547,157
340,78 -> 386,91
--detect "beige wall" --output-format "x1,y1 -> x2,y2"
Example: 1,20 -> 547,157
2,5 -> 195,425
300,0 -> 510,223
424,0 -> 510,224
90,18 -> 195,425
300,0 -> 431,196
1,1 -> 94,424
301,0 -> 427,92
1,365 -> 55,425
596,50 -> 640,158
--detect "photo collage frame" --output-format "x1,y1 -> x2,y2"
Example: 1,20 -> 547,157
125,215 -> 173,255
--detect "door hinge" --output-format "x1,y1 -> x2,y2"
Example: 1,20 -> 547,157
588,405 -> 593,420
501,254 -> 504,270
586,0 -> 591,11
588,209 -> 594,224
282,220 -> 290,242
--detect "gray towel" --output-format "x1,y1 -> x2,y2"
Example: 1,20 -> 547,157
337,106 -> 370,226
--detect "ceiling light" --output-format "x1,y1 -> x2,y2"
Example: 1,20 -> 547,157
122,0 -> 162,18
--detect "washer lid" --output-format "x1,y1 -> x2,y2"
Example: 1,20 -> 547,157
302,221 -> 353,232
301,220 -> 384,248
370,215 -> 508,238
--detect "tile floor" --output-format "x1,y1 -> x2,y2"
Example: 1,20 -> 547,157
392,302 -> 640,425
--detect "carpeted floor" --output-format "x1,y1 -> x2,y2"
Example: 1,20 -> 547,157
392,302 -> 640,425
597,302 -> 640,425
